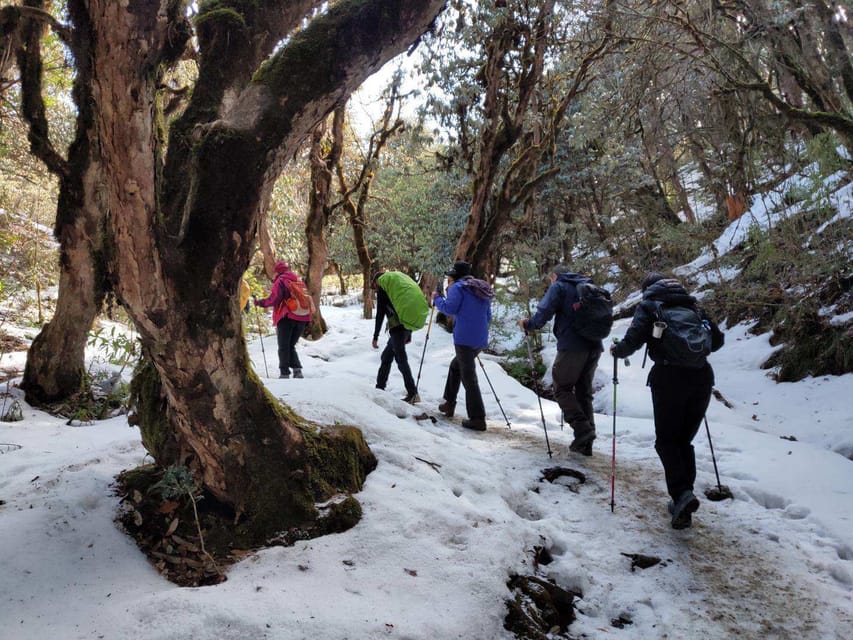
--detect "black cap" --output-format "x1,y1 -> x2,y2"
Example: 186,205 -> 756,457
445,260 -> 472,278
641,272 -> 666,291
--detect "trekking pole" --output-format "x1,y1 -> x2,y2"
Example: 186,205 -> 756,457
703,415 -> 734,501
525,331 -> 552,458
253,299 -> 270,378
610,340 -> 619,512
414,305 -> 436,393
476,355 -> 511,429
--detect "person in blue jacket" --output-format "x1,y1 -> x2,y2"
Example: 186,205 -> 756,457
519,264 -> 603,455
431,260 -> 494,431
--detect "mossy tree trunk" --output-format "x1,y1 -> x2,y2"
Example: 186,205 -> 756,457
8,0 -> 108,404
71,0 -> 444,537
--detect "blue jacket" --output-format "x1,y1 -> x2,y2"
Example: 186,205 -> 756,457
434,276 -> 492,349
525,273 -> 603,352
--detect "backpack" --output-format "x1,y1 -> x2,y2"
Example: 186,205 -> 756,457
654,304 -> 713,368
572,282 -> 614,341
377,272 -> 429,331
285,278 -> 316,318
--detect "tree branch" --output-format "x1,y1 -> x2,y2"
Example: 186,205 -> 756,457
15,1 -> 69,179
227,0 -> 446,162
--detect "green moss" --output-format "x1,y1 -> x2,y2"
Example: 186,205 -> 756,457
253,0 -> 400,95
319,496 -> 363,535
195,0 -> 260,29
195,8 -> 246,28
128,358 -> 176,463
303,424 -> 377,500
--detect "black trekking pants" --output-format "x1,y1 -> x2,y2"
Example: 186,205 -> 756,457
276,317 -> 306,375
552,348 -> 601,438
376,325 -> 417,396
442,344 -> 485,420
649,364 -> 713,501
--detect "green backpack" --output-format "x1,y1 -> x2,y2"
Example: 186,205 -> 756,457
378,272 -> 429,331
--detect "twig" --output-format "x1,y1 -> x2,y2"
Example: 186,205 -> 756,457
413,456 -> 442,473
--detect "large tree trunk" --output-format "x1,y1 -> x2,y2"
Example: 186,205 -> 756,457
79,0 -> 445,538
12,0 -> 106,404
22,200 -> 105,402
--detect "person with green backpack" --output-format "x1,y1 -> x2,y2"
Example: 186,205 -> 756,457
372,270 -> 429,404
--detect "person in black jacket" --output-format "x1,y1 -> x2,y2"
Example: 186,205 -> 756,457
372,271 -> 419,404
610,273 -> 724,530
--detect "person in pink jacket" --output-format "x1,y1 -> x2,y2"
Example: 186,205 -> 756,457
253,261 -> 312,378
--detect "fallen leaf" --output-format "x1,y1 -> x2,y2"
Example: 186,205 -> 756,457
158,500 -> 179,514
165,518 -> 180,536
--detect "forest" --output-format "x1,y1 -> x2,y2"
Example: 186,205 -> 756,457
1,1 -> 851,634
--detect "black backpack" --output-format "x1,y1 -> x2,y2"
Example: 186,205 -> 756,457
654,304 -> 713,368
572,282 -> 614,341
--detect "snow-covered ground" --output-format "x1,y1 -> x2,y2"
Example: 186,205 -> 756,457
1,303 -> 851,639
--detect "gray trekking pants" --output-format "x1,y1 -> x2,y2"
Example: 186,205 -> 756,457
552,348 -> 601,437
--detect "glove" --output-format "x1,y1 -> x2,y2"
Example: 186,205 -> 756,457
372,337 -> 379,350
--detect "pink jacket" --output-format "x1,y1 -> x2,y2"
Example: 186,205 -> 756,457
255,262 -> 312,325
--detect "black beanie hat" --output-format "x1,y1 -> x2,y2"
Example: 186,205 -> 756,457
445,260 -> 472,278
641,272 -> 666,291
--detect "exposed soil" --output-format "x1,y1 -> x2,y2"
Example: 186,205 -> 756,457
115,464 -> 362,587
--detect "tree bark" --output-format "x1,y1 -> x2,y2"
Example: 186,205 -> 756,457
305,111 -> 343,339
14,0 -> 107,403
85,0 -> 445,537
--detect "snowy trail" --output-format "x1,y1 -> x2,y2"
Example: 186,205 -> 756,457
1,304 -> 851,639
472,421 -> 851,638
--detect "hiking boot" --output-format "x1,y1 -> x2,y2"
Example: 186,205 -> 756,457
671,491 -> 700,530
279,372 -> 290,379
292,369 -> 304,379
438,400 -> 456,418
569,430 -> 595,456
461,417 -> 487,431
569,440 -> 593,456
402,392 -> 420,404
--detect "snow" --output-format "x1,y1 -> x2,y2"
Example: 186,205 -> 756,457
676,168 -> 853,282
1,303 -> 852,639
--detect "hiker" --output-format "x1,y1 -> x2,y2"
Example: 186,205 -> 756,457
432,260 -> 494,431
253,261 -> 313,379
518,265 -> 605,456
372,270 -> 429,404
610,272 -> 724,529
